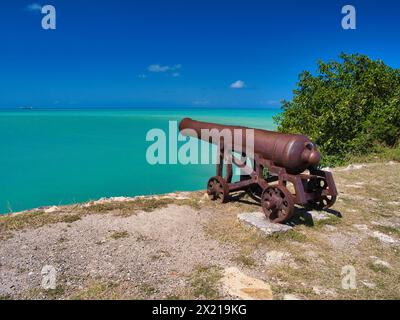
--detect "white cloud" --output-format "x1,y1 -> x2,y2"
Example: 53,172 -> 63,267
230,80 -> 245,89
148,64 -> 170,72
260,100 -> 280,106
147,64 -> 181,73
25,3 -> 42,12
193,99 -> 210,106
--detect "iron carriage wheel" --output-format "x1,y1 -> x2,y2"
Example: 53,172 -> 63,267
261,185 -> 295,223
207,176 -> 229,203
314,195 -> 337,209
307,177 -> 337,209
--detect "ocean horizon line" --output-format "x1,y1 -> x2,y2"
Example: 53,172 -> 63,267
0,105 -> 282,111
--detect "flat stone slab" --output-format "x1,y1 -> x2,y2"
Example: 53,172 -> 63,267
237,212 -> 292,236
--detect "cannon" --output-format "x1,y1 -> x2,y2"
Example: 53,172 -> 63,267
179,118 -> 337,223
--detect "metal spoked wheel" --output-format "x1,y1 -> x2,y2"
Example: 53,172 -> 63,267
314,195 -> 337,210
261,185 -> 295,223
308,178 -> 337,209
207,176 -> 229,203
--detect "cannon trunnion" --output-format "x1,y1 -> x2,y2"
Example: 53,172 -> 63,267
179,118 -> 338,224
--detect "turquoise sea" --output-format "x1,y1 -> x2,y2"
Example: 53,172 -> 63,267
0,108 -> 280,214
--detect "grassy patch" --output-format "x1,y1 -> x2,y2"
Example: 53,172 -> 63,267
110,231 -> 129,240
71,281 -> 120,300
204,213 -> 270,250
26,285 -> 65,300
231,254 -> 257,268
179,198 -> 202,210
82,198 -> 175,215
372,224 -> 400,237
368,262 -> 391,274
150,250 -> 171,261
344,145 -> 400,165
62,214 -> 81,224
0,210 -> 63,233
136,283 -> 157,297
45,286 -> 65,299
188,265 -> 223,299
314,215 -> 342,228
0,210 -> 83,236
82,197 -> 201,216
270,230 -> 307,243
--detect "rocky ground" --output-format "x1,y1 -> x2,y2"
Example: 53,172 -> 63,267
0,162 -> 399,300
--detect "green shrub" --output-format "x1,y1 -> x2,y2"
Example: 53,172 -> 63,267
274,53 -> 400,166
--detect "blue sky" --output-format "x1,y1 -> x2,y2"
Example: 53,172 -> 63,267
0,0 -> 399,108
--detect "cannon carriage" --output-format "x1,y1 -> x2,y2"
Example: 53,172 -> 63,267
179,118 -> 337,224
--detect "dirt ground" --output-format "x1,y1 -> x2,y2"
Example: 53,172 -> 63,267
0,162 -> 399,300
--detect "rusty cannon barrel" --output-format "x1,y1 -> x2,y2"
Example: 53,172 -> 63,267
179,118 -> 320,174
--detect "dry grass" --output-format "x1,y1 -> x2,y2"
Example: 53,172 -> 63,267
67,279 -> 159,300
0,210 -> 82,239
202,162 -> 400,300
70,281 -> 123,300
81,197 -> 202,217
110,231 -> 129,240
0,195 -> 202,237
25,285 -> 65,300
187,265 -> 223,300
82,198 -> 176,215
231,254 -> 257,268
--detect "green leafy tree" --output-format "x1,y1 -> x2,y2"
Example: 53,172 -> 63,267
274,53 -> 400,166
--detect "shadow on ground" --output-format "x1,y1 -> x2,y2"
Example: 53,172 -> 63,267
229,190 -> 343,227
